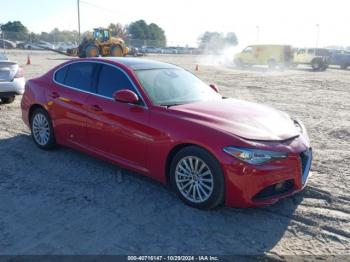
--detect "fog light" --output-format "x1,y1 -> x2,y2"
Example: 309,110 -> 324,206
275,182 -> 285,192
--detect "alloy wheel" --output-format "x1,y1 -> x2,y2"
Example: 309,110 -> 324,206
175,156 -> 214,203
32,113 -> 50,146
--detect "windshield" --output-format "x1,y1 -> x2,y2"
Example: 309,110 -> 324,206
0,53 -> 8,60
135,68 -> 221,106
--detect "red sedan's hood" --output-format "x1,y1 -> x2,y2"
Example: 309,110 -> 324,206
171,98 -> 299,141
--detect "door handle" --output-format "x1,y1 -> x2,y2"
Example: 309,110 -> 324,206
49,92 -> 60,99
90,105 -> 103,112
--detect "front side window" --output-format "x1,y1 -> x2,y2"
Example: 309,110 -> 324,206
97,65 -> 136,98
135,68 -> 221,106
64,62 -> 97,93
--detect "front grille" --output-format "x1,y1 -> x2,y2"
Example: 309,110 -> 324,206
300,148 -> 312,185
253,179 -> 294,201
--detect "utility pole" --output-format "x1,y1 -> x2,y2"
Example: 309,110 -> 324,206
77,0 -> 81,42
0,24 -> 5,53
316,24 -> 320,48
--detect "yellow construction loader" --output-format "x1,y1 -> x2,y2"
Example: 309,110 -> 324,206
67,28 -> 129,58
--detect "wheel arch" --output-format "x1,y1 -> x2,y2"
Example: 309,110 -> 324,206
165,142 -> 227,208
28,104 -> 46,124
164,142 -> 222,185
311,57 -> 322,64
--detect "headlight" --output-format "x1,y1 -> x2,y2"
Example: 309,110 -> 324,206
293,119 -> 303,134
223,146 -> 287,165
293,119 -> 310,143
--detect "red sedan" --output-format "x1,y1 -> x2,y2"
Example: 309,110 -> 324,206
21,58 -> 312,209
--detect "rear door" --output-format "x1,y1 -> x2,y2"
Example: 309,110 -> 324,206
49,62 -> 99,147
283,46 -> 293,64
294,49 -> 306,64
86,64 -> 150,172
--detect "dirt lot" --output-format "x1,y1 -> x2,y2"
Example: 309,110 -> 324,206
0,50 -> 349,256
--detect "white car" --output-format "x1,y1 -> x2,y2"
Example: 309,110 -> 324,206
0,53 -> 25,104
55,42 -> 77,52
24,41 -> 55,50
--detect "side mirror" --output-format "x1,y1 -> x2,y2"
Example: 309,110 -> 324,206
209,84 -> 219,93
113,89 -> 139,104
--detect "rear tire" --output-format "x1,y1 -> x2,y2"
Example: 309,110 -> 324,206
110,45 -> 123,57
169,146 -> 225,209
340,63 -> 348,70
30,108 -> 56,150
1,96 -> 15,104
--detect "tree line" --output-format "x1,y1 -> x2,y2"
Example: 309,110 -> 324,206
0,20 -> 167,47
1,20 -> 239,49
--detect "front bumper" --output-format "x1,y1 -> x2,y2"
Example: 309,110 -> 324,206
222,146 -> 312,208
0,77 -> 25,96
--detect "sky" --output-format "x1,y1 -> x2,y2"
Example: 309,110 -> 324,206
1,0 -> 350,48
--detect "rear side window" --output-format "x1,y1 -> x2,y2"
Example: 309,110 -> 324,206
315,49 -> 330,56
97,65 -> 136,98
64,62 -> 98,93
54,65 -> 68,83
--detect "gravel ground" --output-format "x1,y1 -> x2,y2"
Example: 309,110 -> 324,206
0,50 -> 349,256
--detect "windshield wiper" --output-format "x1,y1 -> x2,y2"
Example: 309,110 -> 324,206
159,103 -> 183,108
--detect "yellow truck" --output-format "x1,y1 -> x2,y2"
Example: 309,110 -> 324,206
67,28 -> 129,58
293,48 -> 330,71
234,45 -> 293,69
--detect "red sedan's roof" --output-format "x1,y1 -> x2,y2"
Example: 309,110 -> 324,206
102,57 -> 180,70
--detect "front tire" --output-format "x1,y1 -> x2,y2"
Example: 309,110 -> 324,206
267,59 -> 276,69
169,146 -> 225,209
85,45 -> 99,57
234,58 -> 244,68
30,108 -> 56,150
311,59 -> 322,70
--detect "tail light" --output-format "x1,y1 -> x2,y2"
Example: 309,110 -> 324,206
14,67 -> 24,78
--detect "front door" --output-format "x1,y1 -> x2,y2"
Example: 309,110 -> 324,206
86,64 -> 151,173
240,46 -> 254,64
